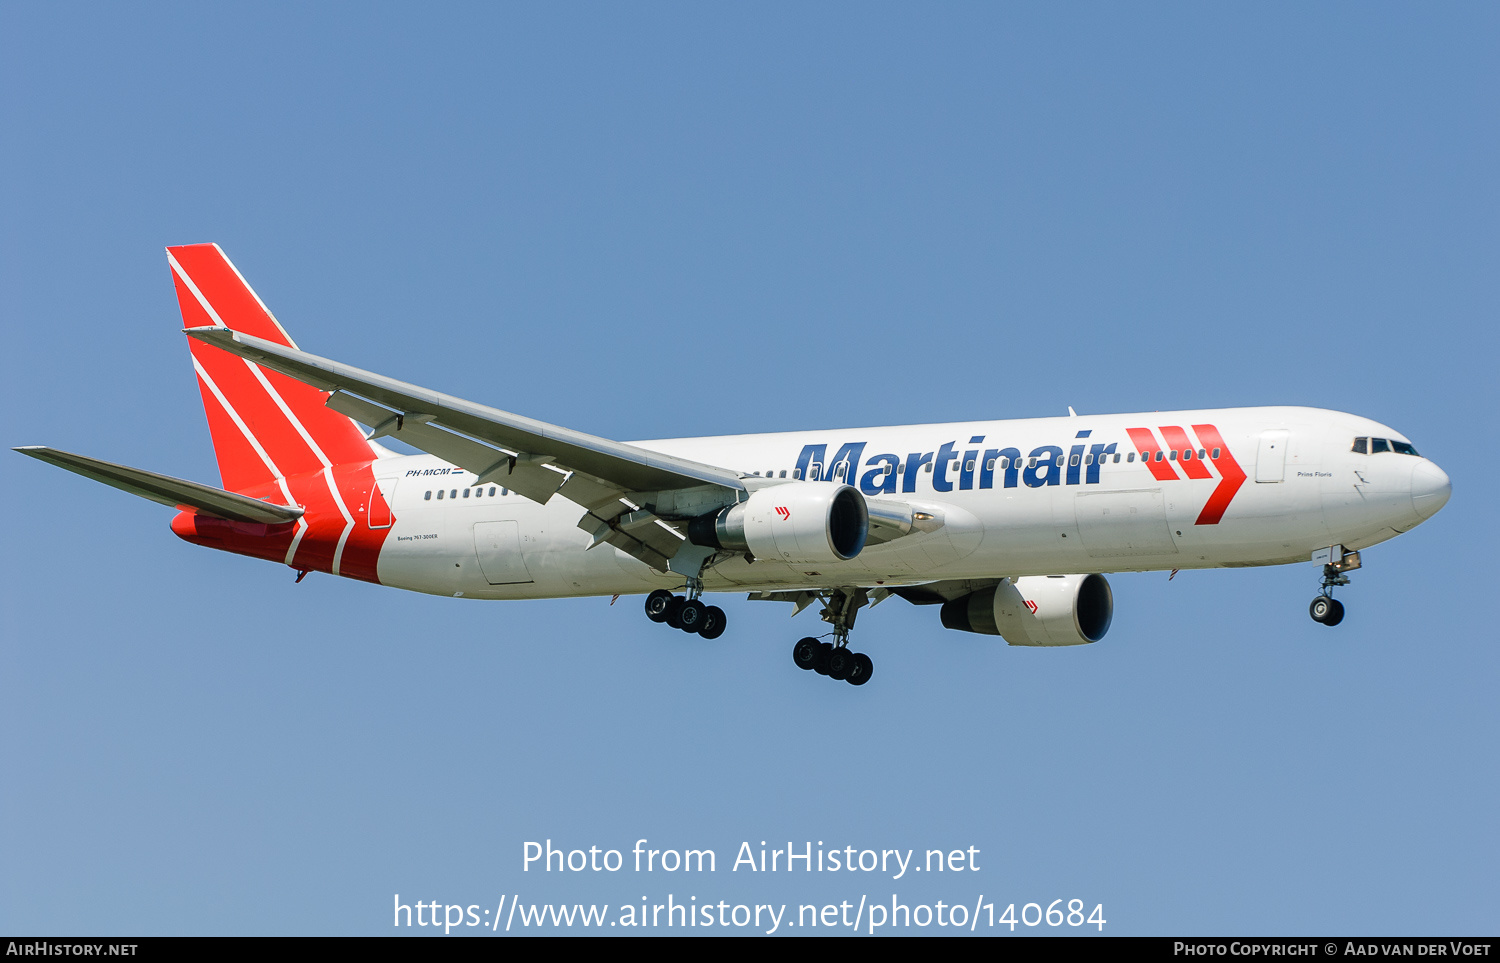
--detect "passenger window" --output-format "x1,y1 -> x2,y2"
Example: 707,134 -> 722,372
986,458 -> 996,471
1113,453 -> 1120,463
1154,451 -> 1164,462
1182,449 -> 1193,461
1371,438 -> 1390,454
1211,448 -> 1221,459
463,488 -> 470,498
437,490 -> 444,500
1127,452 -> 1135,463
1168,450 -> 1178,461
965,459 -> 976,471
424,491 -> 432,500
792,468 -> 802,479
450,489 -> 458,498
1198,449 -> 1206,459
1069,454 -> 1080,467
779,470 -> 787,478
1028,457 -> 1038,468
489,487 -> 497,496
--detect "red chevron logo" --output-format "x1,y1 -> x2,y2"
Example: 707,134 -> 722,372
774,506 -> 791,520
1123,423 -> 1247,526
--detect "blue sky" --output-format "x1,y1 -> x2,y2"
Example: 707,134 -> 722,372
2,2 -> 1496,935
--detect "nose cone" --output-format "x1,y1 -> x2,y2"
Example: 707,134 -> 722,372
1411,460 -> 1452,520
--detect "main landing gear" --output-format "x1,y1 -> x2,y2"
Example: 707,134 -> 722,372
791,588 -> 874,686
644,587 -> 726,639
1309,547 -> 1360,627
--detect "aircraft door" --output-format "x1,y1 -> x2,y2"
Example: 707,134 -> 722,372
1256,430 -> 1290,483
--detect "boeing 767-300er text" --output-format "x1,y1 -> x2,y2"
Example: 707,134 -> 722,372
16,245 -> 1453,686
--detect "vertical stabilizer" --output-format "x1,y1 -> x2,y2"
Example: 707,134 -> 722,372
167,244 -> 377,495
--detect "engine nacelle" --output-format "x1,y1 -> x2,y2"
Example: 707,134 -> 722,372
940,574 -> 1113,646
688,483 -> 868,564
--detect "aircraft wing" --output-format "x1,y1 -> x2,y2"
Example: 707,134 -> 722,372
185,326 -> 746,572
13,446 -> 305,525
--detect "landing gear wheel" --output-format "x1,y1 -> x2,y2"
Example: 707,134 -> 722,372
663,596 -> 686,629
1309,596 -> 1345,625
846,652 -> 873,686
644,589 -> 675,623
698,605 -> 726,639
793,637 -> 821,670
826,647 -> 855,681
813,642 -> 835,676
677,598 -> 707,634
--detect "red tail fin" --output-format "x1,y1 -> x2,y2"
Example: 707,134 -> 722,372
168,244 -> 376,494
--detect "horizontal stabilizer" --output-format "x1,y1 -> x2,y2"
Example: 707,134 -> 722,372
13,447 -> 305,525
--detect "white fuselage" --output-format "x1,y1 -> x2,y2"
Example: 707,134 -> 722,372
369,406 -> 1447,601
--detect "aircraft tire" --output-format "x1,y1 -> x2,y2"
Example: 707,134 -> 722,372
813,642 -> 835,676
664,596 -> 686,629
846,652 -> 873,686
1322,598 -> 1345,626
827,647 -> 854,681
793,637 -> 821,670
678,599 -> 707,634
698,606 -> 726,639
645,589 -> 675,623
1309,596 -> 1334,624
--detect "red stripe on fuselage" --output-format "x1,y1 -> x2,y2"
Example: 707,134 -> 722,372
331,465 -> 393,583
173,461 -> 393,584
1191,424 -> 1246,525
1125,427 -> 1180,481
1159,425 -> 1213,480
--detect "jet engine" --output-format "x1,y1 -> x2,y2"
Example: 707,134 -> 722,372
688,483 -> 869,564
940,574 -> 1113,646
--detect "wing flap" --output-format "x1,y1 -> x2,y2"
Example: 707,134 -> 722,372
14,447 -> 304,524
324,391 -> 568,504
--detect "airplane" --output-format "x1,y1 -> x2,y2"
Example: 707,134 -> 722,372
15,244 -> 1452,687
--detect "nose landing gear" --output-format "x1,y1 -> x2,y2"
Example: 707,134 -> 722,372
1309,546 -> 1360,627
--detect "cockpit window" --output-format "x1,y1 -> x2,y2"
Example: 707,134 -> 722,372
1352,437 -> 1368,454
1391,440 -> 1420,456
1370,438 -> 1390,454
